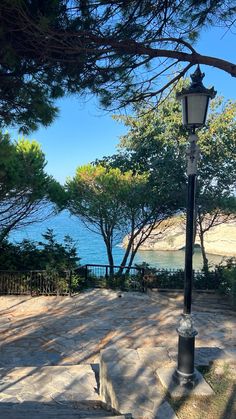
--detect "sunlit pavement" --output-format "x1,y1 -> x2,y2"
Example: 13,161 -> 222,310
0,290 -> 235,417
0,289 -> 235,367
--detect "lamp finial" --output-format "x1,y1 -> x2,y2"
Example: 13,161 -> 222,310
190,65 -> 205,88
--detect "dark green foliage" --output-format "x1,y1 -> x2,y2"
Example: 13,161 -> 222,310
141,265 -> 185,290
0,1 -> 235,131
37,229 -> 79,271
142,266 -> 219,291
0,228 -> 81,294
82,273 -> 144,292
137,260 -> 235,299
215,258 -> 236,308
0,229 -> 80,271
194,270 -> 220,290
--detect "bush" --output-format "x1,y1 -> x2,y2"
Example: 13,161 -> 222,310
0,230 -> 83,295
215,258 -> 236,308
136,263 -> 184,289
139,262 -> 220,291
110,274 -> 143,291
194,270 -> 219,290
143,270 -> 184,289
0,229 -> 80,271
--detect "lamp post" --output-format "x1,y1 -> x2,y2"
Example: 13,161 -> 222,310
174,66 -> 216,387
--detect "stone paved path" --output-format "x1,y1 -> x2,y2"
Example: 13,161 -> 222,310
0,290 -> 235,418
0,290 -> 235,368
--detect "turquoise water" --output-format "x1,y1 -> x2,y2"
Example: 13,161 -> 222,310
9,210 -> 223,270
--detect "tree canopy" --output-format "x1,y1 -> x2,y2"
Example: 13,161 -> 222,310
0,132 -> 62,242
195,99 -> 236,269
1,0 -> 236,131
65,163 -> 184,270
113,93 -> 236,268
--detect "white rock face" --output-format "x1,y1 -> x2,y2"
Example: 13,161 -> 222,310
123,215 -> 236,257
202,223 -> 236,256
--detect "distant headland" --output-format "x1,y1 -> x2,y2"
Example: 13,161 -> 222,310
123,215 -> 236,257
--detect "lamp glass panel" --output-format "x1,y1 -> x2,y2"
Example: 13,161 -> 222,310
185,94 -> 209,126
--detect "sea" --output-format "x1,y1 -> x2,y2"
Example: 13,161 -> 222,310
9,210 -> 223,270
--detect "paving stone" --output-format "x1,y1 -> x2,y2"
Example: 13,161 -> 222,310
156,367 -> 214,399
153,401 -> 178,419
0,366 -> 100,403
100,346 -> 176,419
0,290 -> 235,418
137,347 -> 171,369
0,402 -> 127,418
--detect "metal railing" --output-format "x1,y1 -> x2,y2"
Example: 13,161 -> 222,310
0,265 -> 219,295
142,268 -> 218,290
0,270 -> 72,296
75,264 -> 146,292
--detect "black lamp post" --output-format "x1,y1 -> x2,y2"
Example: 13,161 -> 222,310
173,66 -> 216,387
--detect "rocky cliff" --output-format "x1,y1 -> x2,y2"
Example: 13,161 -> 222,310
123,215 -> 236,257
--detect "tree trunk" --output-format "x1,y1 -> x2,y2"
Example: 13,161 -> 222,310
197,212 -> 209,273
199,231 -> 209,273
0,223 -> 18,243
100,227 -> 114,276
106,244 -> 114,276
118,236 -> 134,275
126,247 -> 138,272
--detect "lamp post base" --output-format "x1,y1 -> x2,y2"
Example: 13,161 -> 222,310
157,366 -> 214,398
173,365 -> 197,388
174,314 -> 198,387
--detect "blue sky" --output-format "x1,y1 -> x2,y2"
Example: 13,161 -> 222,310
10,26 -> 236,184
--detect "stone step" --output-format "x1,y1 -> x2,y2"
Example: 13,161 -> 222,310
100,347 -> 177,419
0,406 -> 126,419
0,365 -> 126,418
0,365 -> 100,404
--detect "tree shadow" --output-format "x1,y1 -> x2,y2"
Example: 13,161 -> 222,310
0,289 -> 234,417
220,382 -> 236,419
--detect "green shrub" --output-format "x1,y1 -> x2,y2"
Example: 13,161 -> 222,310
215,258 -> 236,308
194,270 -> 218,290
0,229 -> 80,271
139,262 -> 219,291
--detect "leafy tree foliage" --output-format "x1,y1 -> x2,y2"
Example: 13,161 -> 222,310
115,93 -> 236,269
0,132 -> 63,242
66,162 -> 184,272
0,1 -> 236,131
0,229 -> 79,270
196,99 -> 236,269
